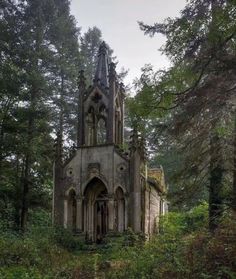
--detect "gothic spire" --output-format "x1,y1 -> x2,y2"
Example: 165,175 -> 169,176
94,41 -> 109,88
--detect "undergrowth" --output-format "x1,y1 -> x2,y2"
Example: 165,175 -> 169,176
0,203 -> 235,279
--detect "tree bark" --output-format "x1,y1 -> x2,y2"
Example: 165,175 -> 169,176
20,111 -> 34,231
13,152 -> 21,230
209,132 -> 224,232
232,111 -> 236,212
59,73 -> 64,139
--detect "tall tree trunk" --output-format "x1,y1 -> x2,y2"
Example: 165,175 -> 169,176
20,112 -> 34,231
209,132 -> 224,232
20,15 -> 42,230
232,111 -> 236,212
13,152 -> 21,230
59,74 -> 64,138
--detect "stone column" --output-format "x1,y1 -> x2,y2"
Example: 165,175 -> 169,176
124,197 -> 128,230
84,200 -> 88,238
108,197 -> 114,231
63,198 -> 68,228
133,192 -> 141,232
118,199 -> 125,232
76,197 -> 83,232
88,202 -> 93,241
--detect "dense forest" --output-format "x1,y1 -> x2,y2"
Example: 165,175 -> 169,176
0,0 -> 236,278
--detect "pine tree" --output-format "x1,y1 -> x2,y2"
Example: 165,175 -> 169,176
132,0 -> 236,229
48,0 -> 80,150
0,0 -> 80,230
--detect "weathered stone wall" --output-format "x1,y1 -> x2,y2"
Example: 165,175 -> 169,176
143,185 -> 161,236
62,145 -> 129,195
53,144 -> 129,233
53,145 -> 166,239
149,187 -> 161,234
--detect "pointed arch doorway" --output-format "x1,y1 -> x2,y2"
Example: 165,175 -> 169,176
84,177 -> 108,243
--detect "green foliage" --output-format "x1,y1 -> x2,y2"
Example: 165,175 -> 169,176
0,226 -> 80,278
105,207 -> 236,279
0,0 -> 80,231
52,227 -> 84,251
0,267 -> 42,279
160,202 -> 209,235
28,208 -> 52,227
123,227 -> 146,246
0,206 -> 235,279
128,0 -> 236,219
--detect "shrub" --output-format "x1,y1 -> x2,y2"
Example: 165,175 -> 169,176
123,227 -> 146,246
0,267 -> 43,279
0,235 -> 40,267
0,226 -> 80,278
52,227 -> 83,251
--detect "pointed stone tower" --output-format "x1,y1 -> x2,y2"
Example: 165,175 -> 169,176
77,42 -> 124,147
53,42 -> 167,242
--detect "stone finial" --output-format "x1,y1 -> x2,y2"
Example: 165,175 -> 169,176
120,82 -> 125,92
139,136 -> 147,160
129,128 -> 147,160
109,62 -> 116,81
119,82 -> 126,100
129,127 -> 139,150
99,41 -> 107,55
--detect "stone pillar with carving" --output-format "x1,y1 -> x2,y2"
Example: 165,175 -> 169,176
76,195 -> 83,232
108,194 -> 115,231
63,197 -> 68,228
129,128 -> 146,232
125,195 -> 128,230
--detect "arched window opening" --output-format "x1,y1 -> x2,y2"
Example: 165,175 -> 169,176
97,117 -> 107,144
115,187 -> 125,232
87,107 -> 95,145
67,189 -> 77,231
99,104 -> 107,117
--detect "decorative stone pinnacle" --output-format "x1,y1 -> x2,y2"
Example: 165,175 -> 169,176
98,41 -> 107,55
109,62 -> 116,80
120,82 -> 125,91
129,128 -> 139,149
94,42 -> 109,87
119,82 -> 126,100
129,128 -> 147,159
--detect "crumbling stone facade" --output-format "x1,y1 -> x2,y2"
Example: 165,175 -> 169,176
53,42 -> 167,242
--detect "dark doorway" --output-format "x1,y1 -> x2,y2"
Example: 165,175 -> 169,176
84,178 -> 108,242
95,190 -> 108,243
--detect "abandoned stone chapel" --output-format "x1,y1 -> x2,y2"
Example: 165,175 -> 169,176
53,42 -> 167,242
